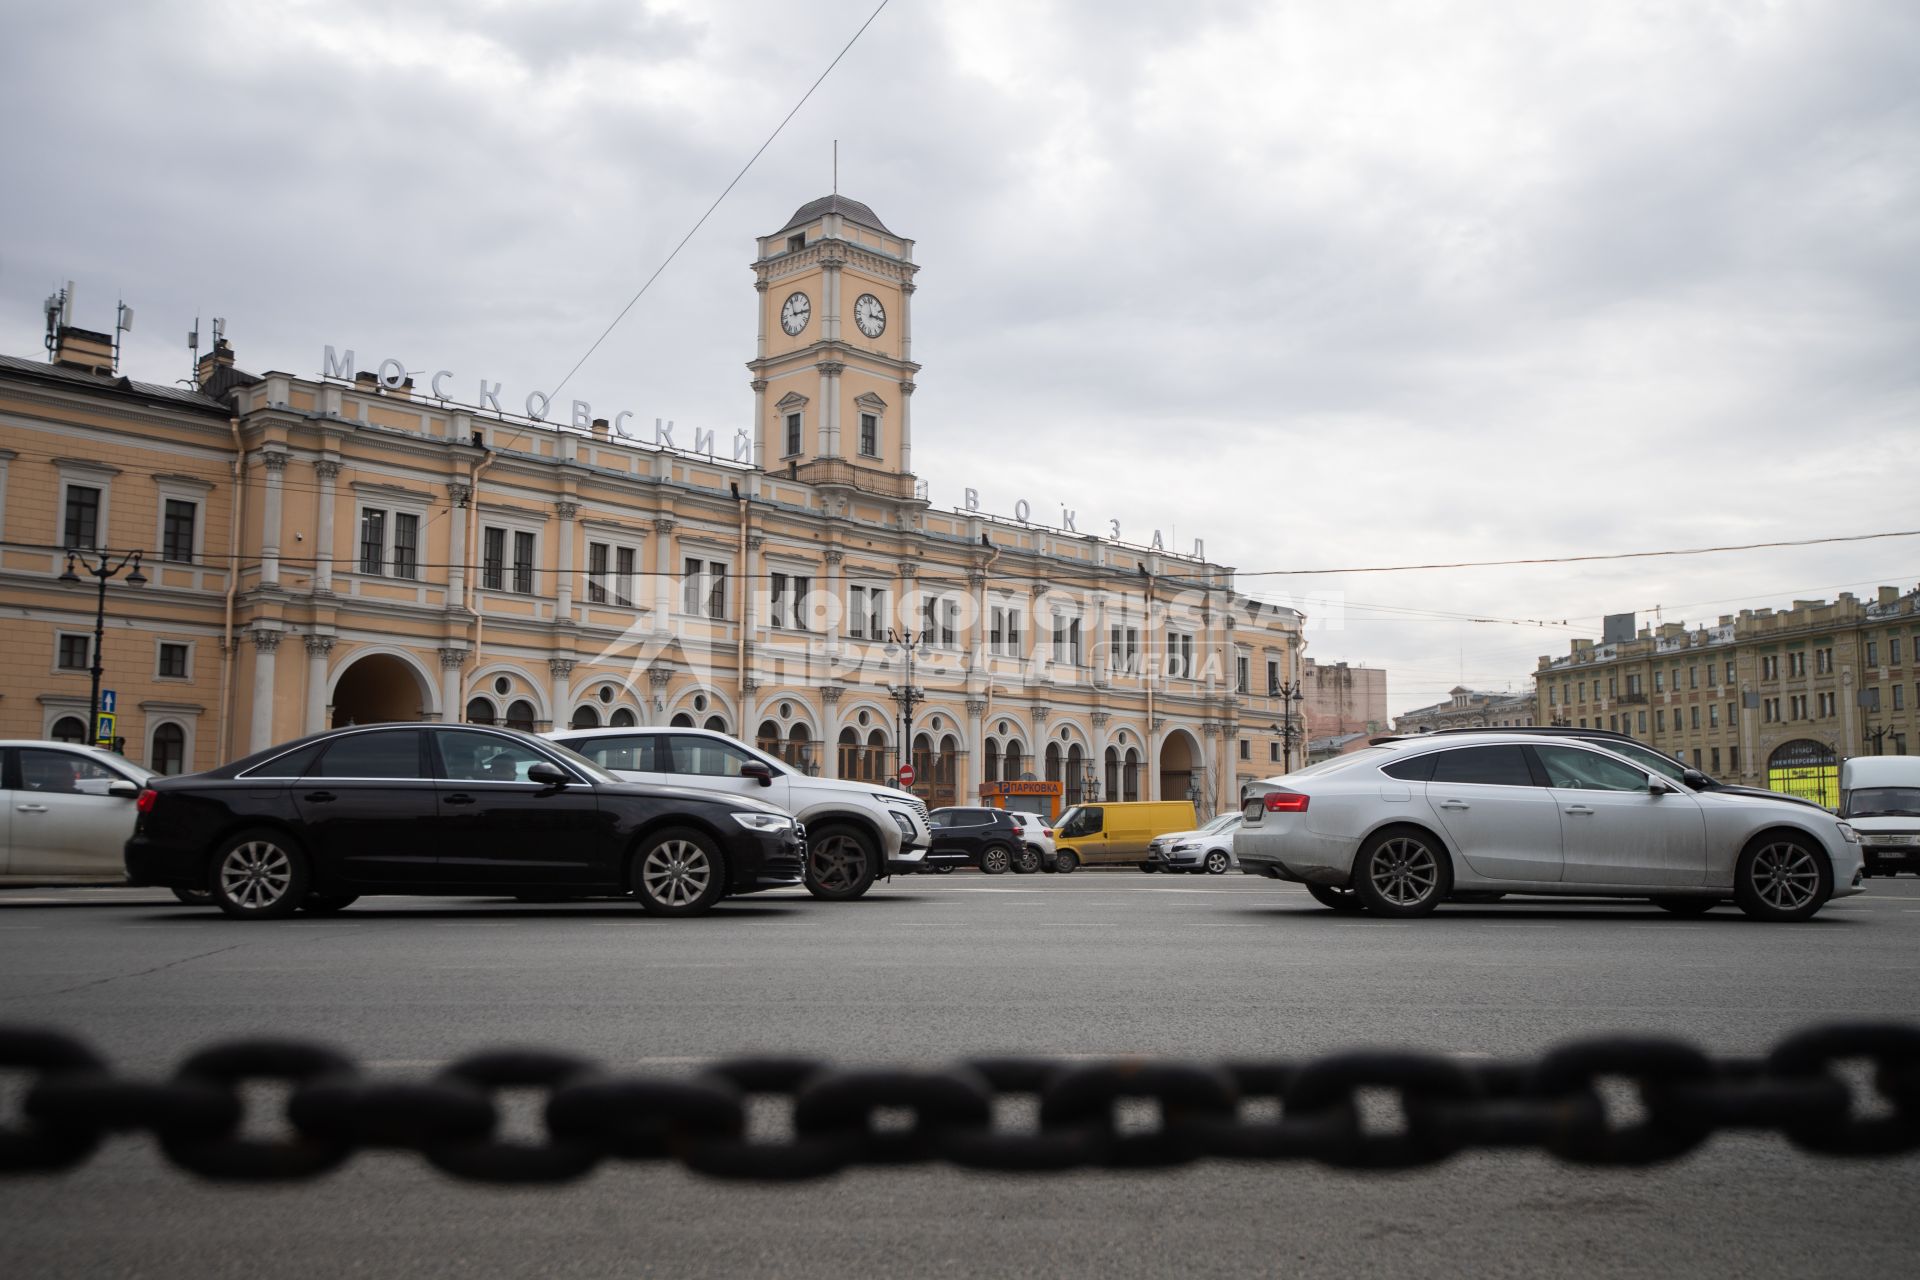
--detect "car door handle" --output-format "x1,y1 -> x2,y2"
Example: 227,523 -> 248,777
442,793 -> 476,806
302,791 -> 337,803
1438,800 -> 1469,811
16,803 -> 48,813
1564,805 -> 1595,816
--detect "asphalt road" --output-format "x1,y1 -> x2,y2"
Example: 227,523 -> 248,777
3,871 -> 1917,1279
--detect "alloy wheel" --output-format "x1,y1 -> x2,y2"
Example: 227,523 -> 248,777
219,840 -> 293,911
1204,851 -> 1230,875
1369,837 -> 1439,907
642,839 -> 714,908
808,834 -> 867,894
1750,841 -> 1820,912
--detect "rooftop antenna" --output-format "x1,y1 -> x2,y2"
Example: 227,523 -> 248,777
185,317 -> 201,389
113,298 -> 134,374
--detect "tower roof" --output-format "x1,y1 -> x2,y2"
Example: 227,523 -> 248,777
776,194 -> 893,237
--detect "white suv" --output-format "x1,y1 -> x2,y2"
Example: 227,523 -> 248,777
547,726 -> 931,900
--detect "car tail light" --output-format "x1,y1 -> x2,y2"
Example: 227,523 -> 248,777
1262,790 -> 1309,813
135,788 -> 159,815
1041,829 -> 1053,838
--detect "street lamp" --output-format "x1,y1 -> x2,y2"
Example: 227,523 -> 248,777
1864,725 -> 1891,756
59,548 -> 148,746
882,626 -> 932,785
1270,678 -> 1304,770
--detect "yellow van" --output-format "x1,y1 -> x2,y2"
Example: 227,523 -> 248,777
1052,801 -> 1198,871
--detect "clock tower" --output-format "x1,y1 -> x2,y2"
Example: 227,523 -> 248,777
749,195 -> 922,499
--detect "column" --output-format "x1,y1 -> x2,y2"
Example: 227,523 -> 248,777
554,500 -> 578,622
445,481 -> 471,601
549,657 -> 575,733
1149,716 -> 1167,801
1089,711 -> 1111,802
260,450 -> 288,589
898,560 -> 918,641
899,378 -> 915,476
1201,721 -> 1223,818
648,667 -> 674,727
823,549 -> 845,656
822,686 -> 844,779
248,628 -> 281,752
313,459 -> 340,594
652,517 -> 676,631
441,647 -> 469,723
819,359 -> 844,457
966,697 -> 988,801
751,376 -> 769,470
303,634 -> 334,734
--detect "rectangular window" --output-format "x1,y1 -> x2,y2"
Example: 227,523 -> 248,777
1608,677 -> 1618,698
991,604 -> 1023,656
157,641 -> 189,679
1108,624 -> 1139,672
1708,704 -> 1719,727
1688,665 -> 1698,689
1238,739 -> 1250,760
848,584 -> 886,639
1892,636 -> 1904,667
587,542 -> 609,604
63,485 -> 100,549
162,499 -> 197,563
1860,687 -> 1881,713
1051,613 -> 1084,665
57,633 -> 91,671
1690,706 -> 1700,729
359,508 -> 386,575
784,413 -> 802,457
1789,651 -> 1806,678
482,528 -> 505,591
1705,663 -> 1716,687
771,572 -> 811,630
859,413 -> 878,458
1637,711 -> 1647,734
1609,715 -> 1618,732
1867,640 -> 1879,667
707,562 -> 727,619
1656,709 -> 1666,733
1654,670 -> 1664,692
1896,685 -> 1906,711
1269,742 -> 1280,762
1710,747 -> 1721,774
684,558 -> 704,616
1269,661 -> 1282,697
1817,647 -> 1834,675
1578,682 -> 1586,702
1167,631 -> 1194,679
1730,747 -> 1739,772
512,531 -> 535,594
1625,674 -> 1641,696
615,547 -> 635,607
1237,654 -> 1250,694
392,513 -> 419,580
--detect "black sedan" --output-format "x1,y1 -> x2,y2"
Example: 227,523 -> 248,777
923,806 -> 1025,874
125,723 -> 805,918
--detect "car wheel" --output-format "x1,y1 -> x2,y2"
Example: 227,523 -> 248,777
1054,849 -> 1078,874
803,825 -> 878,902
1204,851 -> 1231,876
170,886 -> 213,907
210,829 -> 311,920
980,845 -> 1011,875
632,827 -> 728,917
1011,845 -> 1041,874
934,863 -> 955,874
1350,828 -> 1451,917
1733,835 -> 1830,923
1305,883 -> 1364,913
1651,896 -> 1718,916
1139,861 -> 1157,873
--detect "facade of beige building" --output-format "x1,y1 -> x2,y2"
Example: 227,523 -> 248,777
1393,686 -> 1537,735
1535,589 -> 1920,806
1,196 -> 1304,819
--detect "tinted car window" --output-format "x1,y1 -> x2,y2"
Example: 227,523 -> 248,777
1381,754 -> 1437,782
565,734 -> 656,772
1600,739 -> 1688,784
308,730 -> 422,779
1535,744 -> 1651,792
19,749 -> 123,795
436,730 -> 556,783
1427,746 -> 1535,787
667,735 -> 758,778
1057,806 -> 1102,836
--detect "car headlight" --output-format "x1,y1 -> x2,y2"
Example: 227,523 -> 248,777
731,812 -> 796,833
888,811 -> 915,836
1173,843 -> 1196,852
1837,823 -> 1861,844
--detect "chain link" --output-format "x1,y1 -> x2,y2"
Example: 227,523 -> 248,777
3,1022 -> 1916,1184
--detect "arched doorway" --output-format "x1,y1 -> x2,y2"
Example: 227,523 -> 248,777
331,652 -> 432,727
1768,739 -> 1839,808
1065,742 -> 1086,806
1104,745 -> 1119,802
570,705 -> 601,729
1122,747 -> 1141,802
1004,741 -> 1025,781
935,732 -> 961,808
1159,729 -> 1201,809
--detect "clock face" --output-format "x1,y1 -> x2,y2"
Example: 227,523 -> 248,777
854,293 -> 886,339
779,292 -> 811,336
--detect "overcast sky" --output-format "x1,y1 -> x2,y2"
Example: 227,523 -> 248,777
4,0 -> 1916,716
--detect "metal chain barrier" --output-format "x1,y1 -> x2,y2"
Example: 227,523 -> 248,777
3,1022 -> 1917,1183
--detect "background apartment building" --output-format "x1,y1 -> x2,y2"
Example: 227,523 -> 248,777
1393,686 -> 1537,735
0,197 -> 1303,819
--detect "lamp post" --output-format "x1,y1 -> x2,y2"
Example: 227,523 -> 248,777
1865,725 -> 1890,757
883,626 -> 931,786
59,548 -> 148,745
1270,678 -> 1304,770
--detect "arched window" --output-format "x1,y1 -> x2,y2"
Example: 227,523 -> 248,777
465,698 -> 495,725
506,699 -> 537,732
1066,743 -> 1086,806
757,720 -> 783,758
1004,741 -> 1024,781
671,712 -> 695,728
1044,743 -> 1062,782
911,732 -> 935,798
838,726 -> 861,779
608,707 -> 637,727
983,739 -> 1000,783
150,722 -> 187,775
570,705 -> 601,729
788,723 -> 813,773
704,715 -> 728,734
49,715 -> 87,744
936,733 -> 961,807
867,728 -> 888,782
1122,748 -> 1141,802
1104,746 -> 1120,802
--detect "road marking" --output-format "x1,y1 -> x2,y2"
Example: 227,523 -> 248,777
1185,922 -> 1263,927
1042,922 -> 1118,927
890,921 -> 964,926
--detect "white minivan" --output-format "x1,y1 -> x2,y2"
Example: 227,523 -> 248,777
547,726 -> 931,900
1840,756 -> 1920,878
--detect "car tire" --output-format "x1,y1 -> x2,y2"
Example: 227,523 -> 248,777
1139,861 -> 1157,873
1204,851 -> 1231,876
1651,896 -> 1718,916
210,829 -> 311,920
1732,835 -> 1831,923
803,825 -> 879,902
1054,849 -> 1078,874
1305,883 -> 1365,913
934,863 -> 955,874
170,886 -> 213,907
631,826 -> 728,917
980,845 -> 1011,875
1011,845 -> 1042,874
1350,828 -> 1452,918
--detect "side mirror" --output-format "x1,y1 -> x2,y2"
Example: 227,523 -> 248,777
1680,768 -> 1710,789
1649,779 -> 1676,795
740,761 -> 775,787
107,779 -> 141,799
526,762 -> 569,788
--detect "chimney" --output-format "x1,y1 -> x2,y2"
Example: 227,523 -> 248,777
592,416 -> 610,441
53,325 -> 116,376
194,338 -> 236,389
1880,586 -> 1899,606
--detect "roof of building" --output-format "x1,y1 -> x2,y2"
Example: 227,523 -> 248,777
0,352 -> 232,417
776,194 -> 893,237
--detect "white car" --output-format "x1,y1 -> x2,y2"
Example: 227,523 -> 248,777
1,740 -> 171,889
1003,810 -> 1056,873
1234,732 -> 1864,922
1144,813 -> 1243,875
547,726 -> 932,900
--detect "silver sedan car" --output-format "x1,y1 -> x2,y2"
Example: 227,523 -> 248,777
1234,732 -> 1864,921
2,740 -> 153,885
1144,813 -> 1243,874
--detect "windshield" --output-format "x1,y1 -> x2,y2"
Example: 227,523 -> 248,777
1844,786 -> 1920,818
1288,747 -> 1392,778
1200,813 -> 1241,834
539,740 -> 624,786
1597,739 -> 1689,784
